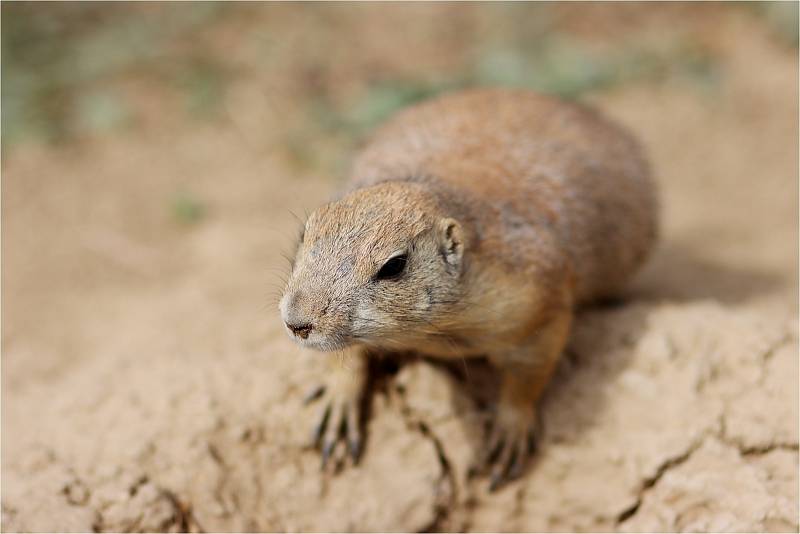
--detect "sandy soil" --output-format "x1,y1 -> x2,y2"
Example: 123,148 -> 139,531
2,5 -> 798,532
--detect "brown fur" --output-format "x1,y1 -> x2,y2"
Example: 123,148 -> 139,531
280,88 -> 658,484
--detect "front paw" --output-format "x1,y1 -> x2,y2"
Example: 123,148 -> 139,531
304,376 -> 365,470
479,403 -> 538,491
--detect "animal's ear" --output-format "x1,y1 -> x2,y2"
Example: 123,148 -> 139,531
437,218 -> 464,269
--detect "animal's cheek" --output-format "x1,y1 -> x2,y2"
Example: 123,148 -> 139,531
417,285 -> 435,312
352,298 -> 385,332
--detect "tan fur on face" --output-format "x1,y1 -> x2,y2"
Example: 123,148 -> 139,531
280,181 -> 470,351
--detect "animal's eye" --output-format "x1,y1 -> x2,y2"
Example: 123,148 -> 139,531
375,254 -> 407,280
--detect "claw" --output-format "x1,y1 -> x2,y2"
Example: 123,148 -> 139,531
489,439 -> 516,491
303,384 -> 326,405
348,436 -> 362,464
345,402 -> 361,464
482,425 -> 504,468
489,454 -> 511,491
508,443 -> 526,481
320,401 -> 347,470
310,404 -> 331,447
321,439 -> 335,469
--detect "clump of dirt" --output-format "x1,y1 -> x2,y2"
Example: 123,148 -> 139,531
2,5 -> 797,532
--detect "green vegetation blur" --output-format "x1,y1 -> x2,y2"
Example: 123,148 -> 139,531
3,2 -> 796,151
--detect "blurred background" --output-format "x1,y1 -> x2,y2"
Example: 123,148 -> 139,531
4,3 -> 797,148
2,3 -> 798,532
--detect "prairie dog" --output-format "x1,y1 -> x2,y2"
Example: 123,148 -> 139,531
279,88 -> 657,487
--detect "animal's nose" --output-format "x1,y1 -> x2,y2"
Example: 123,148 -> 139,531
285,322 -> 313,339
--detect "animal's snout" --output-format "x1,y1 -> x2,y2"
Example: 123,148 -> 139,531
286,321 -> 313,339
280,291 -> 312,338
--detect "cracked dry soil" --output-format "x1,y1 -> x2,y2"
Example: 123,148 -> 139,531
2,6 -> 798,533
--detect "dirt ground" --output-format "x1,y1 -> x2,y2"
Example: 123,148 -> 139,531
2,4 -> 798,532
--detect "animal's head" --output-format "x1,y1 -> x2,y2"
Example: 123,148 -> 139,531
279,182 -> 465,351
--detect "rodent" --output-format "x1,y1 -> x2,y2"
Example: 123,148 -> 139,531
279,87 -> 658,488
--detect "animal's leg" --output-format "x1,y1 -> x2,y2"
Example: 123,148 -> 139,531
483,308 -> 572,490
